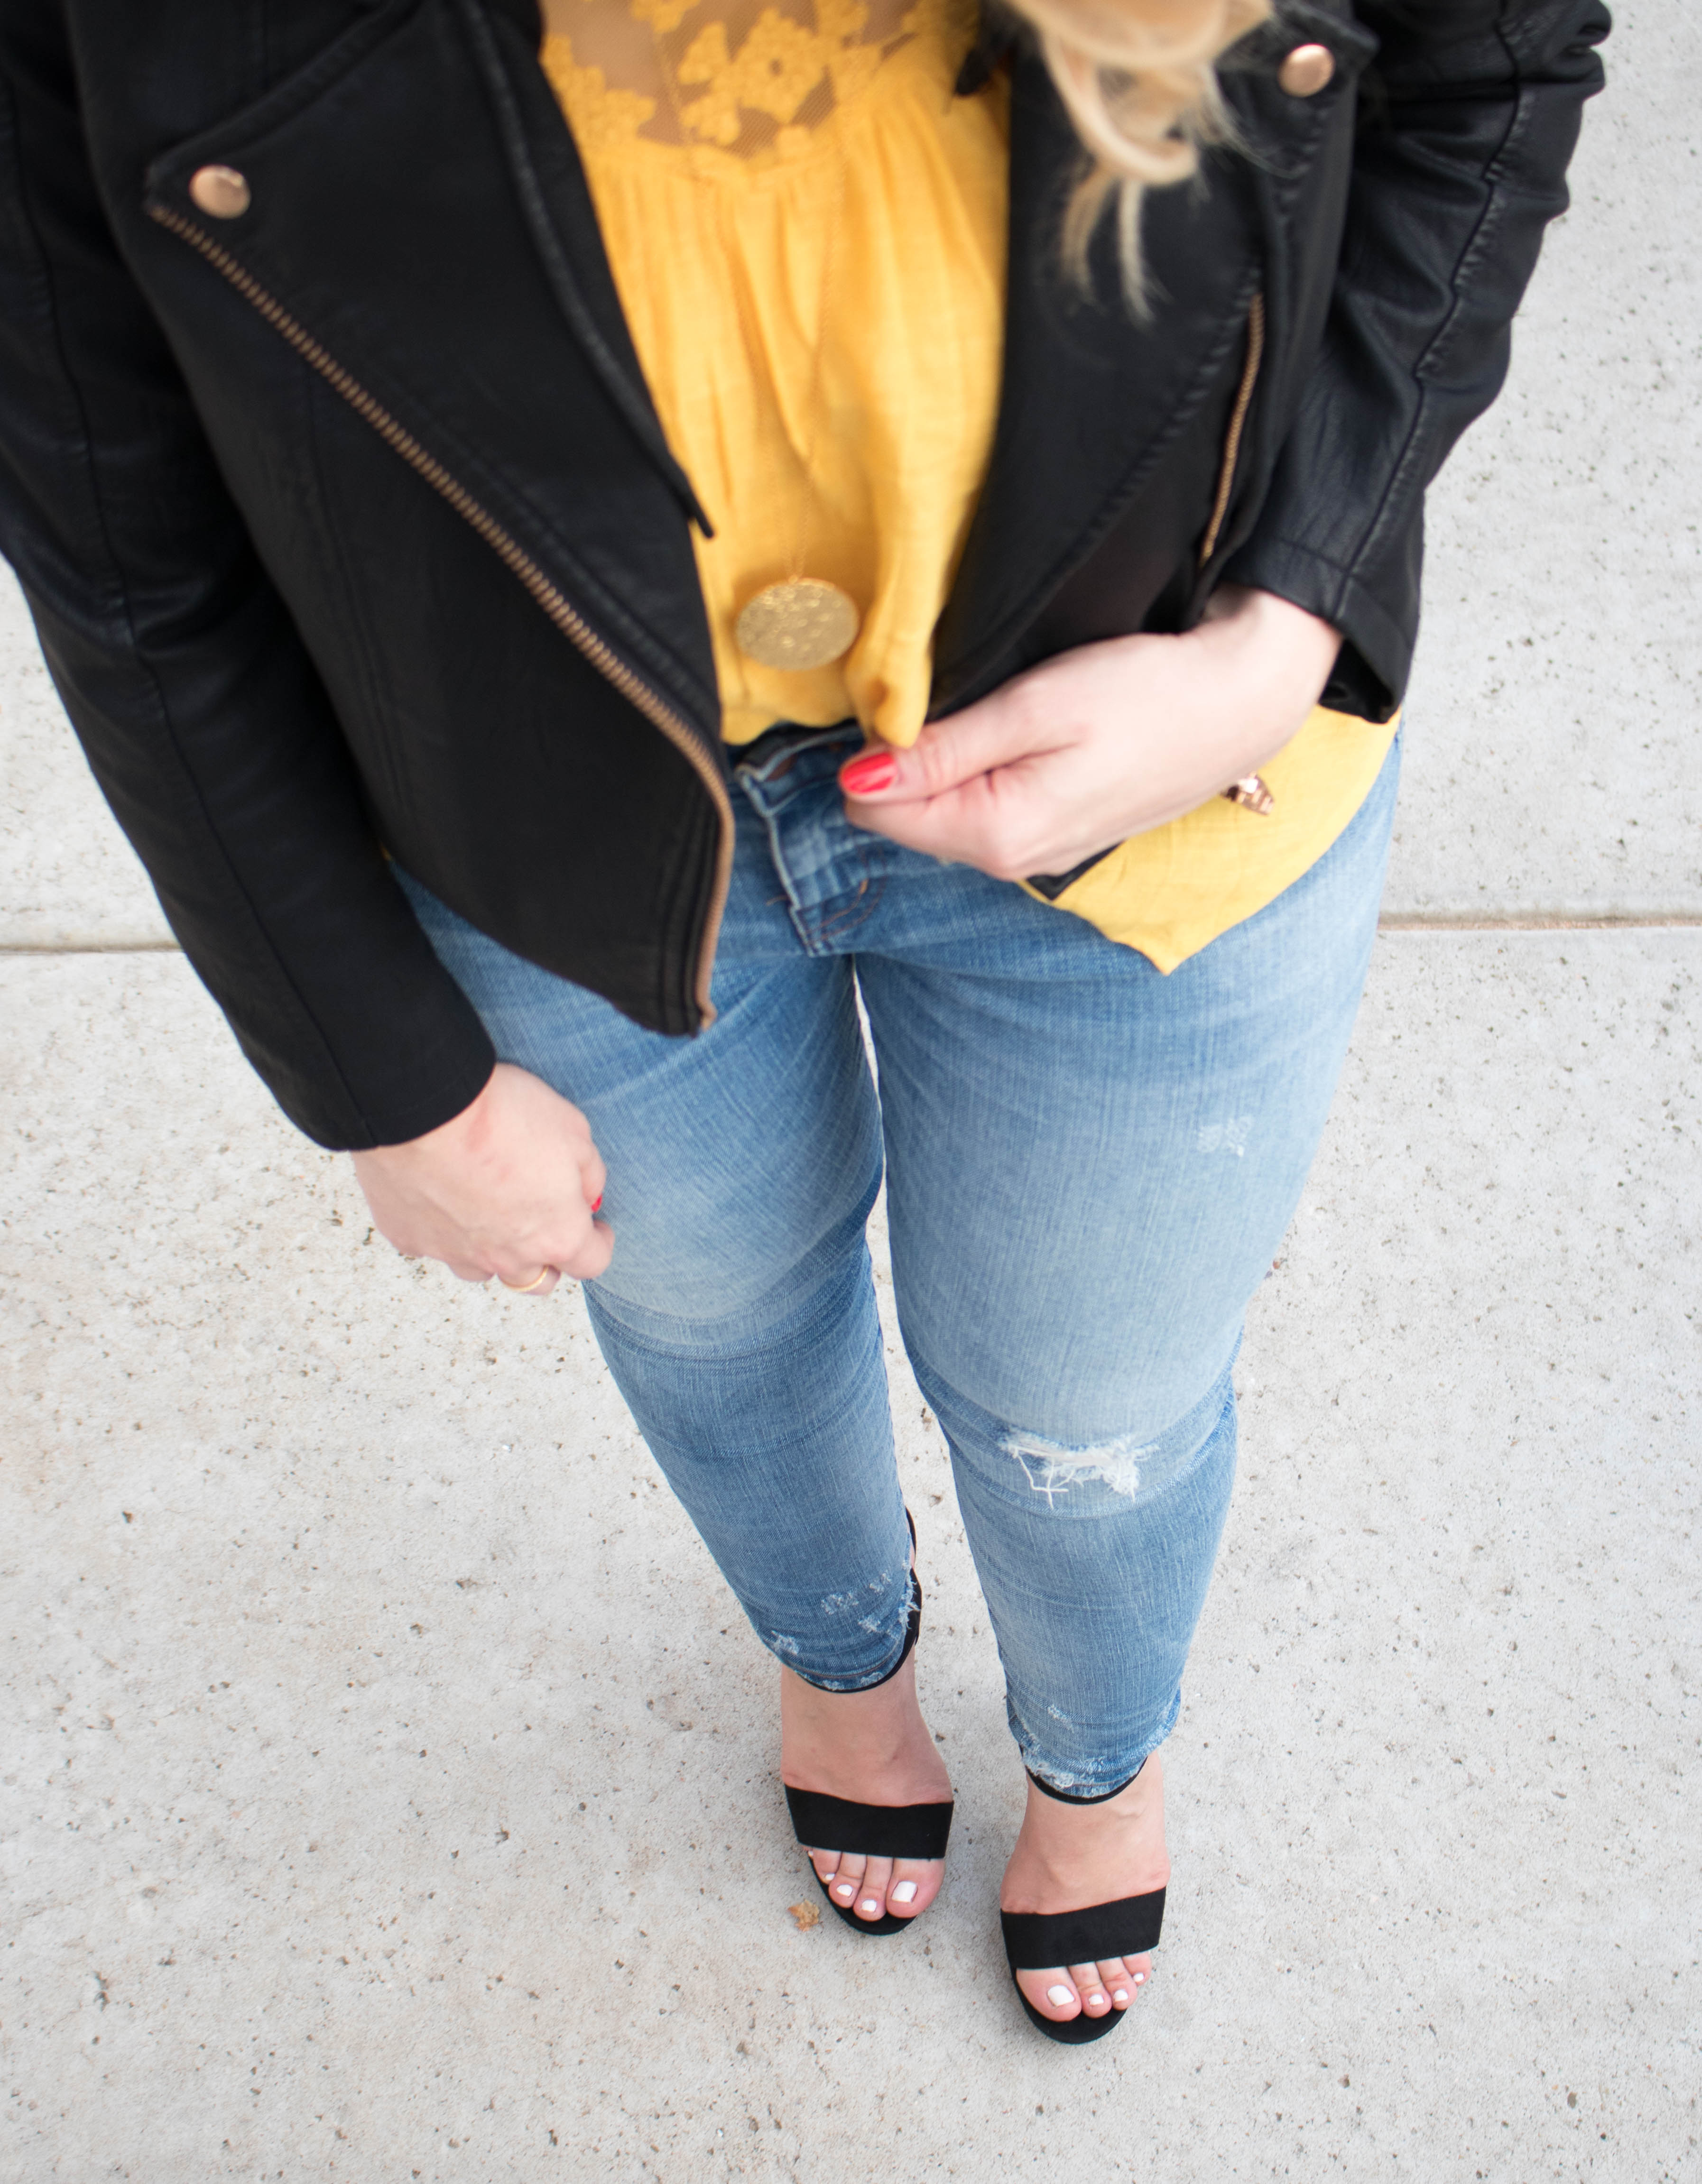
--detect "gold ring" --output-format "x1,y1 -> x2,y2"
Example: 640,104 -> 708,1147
499,1265 -> 554,1293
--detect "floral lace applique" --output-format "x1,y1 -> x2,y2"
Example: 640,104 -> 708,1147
543,49 -> 659,148
543,0 -> 943,166
677,10 -> 834,145
631,0 -> 697,29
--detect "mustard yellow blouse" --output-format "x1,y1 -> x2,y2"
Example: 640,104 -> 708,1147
541,0 -> 1397,973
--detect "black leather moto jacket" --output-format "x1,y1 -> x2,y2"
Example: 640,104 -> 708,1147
0,0 -> 1607,1146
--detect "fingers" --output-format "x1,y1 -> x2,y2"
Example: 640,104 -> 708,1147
560,1214 -> 615,1281
490,1212 -> 614,1294
493,1263 -> 563,1297
850,763 -> 1051,880
352,1063 -> 617,1291
838,690 -> 1078,880
837,616 -> 1338,878
839,686 -> 1061,808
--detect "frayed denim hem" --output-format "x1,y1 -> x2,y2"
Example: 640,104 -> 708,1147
1010,1686 -> 1180,1799
759,1569 -> 918,1694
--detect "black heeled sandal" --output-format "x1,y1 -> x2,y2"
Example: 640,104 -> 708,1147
1000,1888 -> 1166,2043
783,1514 -> 954,1937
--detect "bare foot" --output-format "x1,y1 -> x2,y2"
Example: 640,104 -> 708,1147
999,1754 -> 1170,2025
780,1656 -> 953,1925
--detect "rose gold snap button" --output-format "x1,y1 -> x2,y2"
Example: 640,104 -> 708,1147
1278,43 -> 1335,97
188,165 -> 251,219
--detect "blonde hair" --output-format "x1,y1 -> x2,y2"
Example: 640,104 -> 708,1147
1008,0 -> 1271,299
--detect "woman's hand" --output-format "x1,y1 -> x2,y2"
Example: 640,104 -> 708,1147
351,1062 -> 611,1295
839,587 -> 1341,879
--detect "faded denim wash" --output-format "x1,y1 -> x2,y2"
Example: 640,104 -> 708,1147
398,726 -> 1398,1793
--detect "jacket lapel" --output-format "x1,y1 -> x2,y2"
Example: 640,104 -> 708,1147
140,0 -> 721,740
932,44 -> 1263,707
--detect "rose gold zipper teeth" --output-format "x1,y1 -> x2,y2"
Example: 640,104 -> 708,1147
1202,292 -> 1271,815
1198,291 -> 1265,569
148,203 -> 732,1025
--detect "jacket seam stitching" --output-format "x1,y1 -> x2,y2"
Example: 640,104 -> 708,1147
447,0 -> 706,531
7,78 -> 382,1143
1318,6 -> 1530,591
936,264 -> 1260,706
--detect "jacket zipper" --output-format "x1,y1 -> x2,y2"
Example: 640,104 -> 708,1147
1198,291 -> 1265,570
148,204 -> 734,1028
1202,291 -> 1272,815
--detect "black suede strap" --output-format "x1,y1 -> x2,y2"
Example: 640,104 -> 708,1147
1000,1889 -> 1166,1969
785,1787 -> 954,1861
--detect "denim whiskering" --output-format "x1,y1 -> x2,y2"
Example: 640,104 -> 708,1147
398,728 -> 1398,1791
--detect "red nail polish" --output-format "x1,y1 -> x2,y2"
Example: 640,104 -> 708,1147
840,752 -> 897,796
592,1193 -> 603,1213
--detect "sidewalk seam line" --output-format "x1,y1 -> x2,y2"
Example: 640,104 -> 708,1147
1376,914 -> 1702,931
3,913 -> 1702,957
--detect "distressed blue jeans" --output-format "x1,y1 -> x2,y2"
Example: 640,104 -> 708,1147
399,726 -> 1398,1793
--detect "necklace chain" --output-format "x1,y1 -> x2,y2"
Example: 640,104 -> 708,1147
643,5 -> 862,670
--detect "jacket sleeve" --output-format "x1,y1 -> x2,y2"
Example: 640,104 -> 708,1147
1223,0 -> 1610,720
0,2 -> 496,1150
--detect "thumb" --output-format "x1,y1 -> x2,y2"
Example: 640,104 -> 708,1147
837,695 -> 1049,805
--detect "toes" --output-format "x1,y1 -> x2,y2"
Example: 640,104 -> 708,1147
851,1855 -> 894,1921
818,1849 -> 866,1910
884,1857 -> 942,1919
1016,1968 -> 1082,2023
809,1848 -> 943,1923
1016,1957 -> 1150,2022
1109,1953 -> 1153,2005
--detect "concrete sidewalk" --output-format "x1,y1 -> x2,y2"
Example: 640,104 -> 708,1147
3,6 -> 1698,2177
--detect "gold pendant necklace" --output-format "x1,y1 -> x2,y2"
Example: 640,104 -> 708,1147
648,7 -> 860,673
734,575 -> 860,670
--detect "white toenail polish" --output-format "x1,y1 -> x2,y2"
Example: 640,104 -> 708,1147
1112,1988 -> 1128,2004
891,1881 -> 917,1903
1134,1972 -> 1146,1984
836,1882 -> 855,1897
1087,1992 -> 1105,2007
860,1898 -> 879,1914
1046,1985 -> 1073,2008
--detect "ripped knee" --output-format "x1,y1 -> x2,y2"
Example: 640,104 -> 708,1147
1002,1427 -> 1153,1503
998,1371 -> 1236,1509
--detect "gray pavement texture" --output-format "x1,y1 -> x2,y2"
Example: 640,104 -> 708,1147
1,2 -> 1698,2178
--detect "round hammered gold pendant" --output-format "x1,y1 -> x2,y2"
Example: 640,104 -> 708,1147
735,579 -> 860,671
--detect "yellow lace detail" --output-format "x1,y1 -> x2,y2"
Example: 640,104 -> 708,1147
544,0 -> 939,171
544,52 -> 658,148
631,0 -> 697,30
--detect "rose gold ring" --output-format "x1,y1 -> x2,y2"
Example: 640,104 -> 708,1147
1222,773 -> 1276,816
499,1265 -> 554,1294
